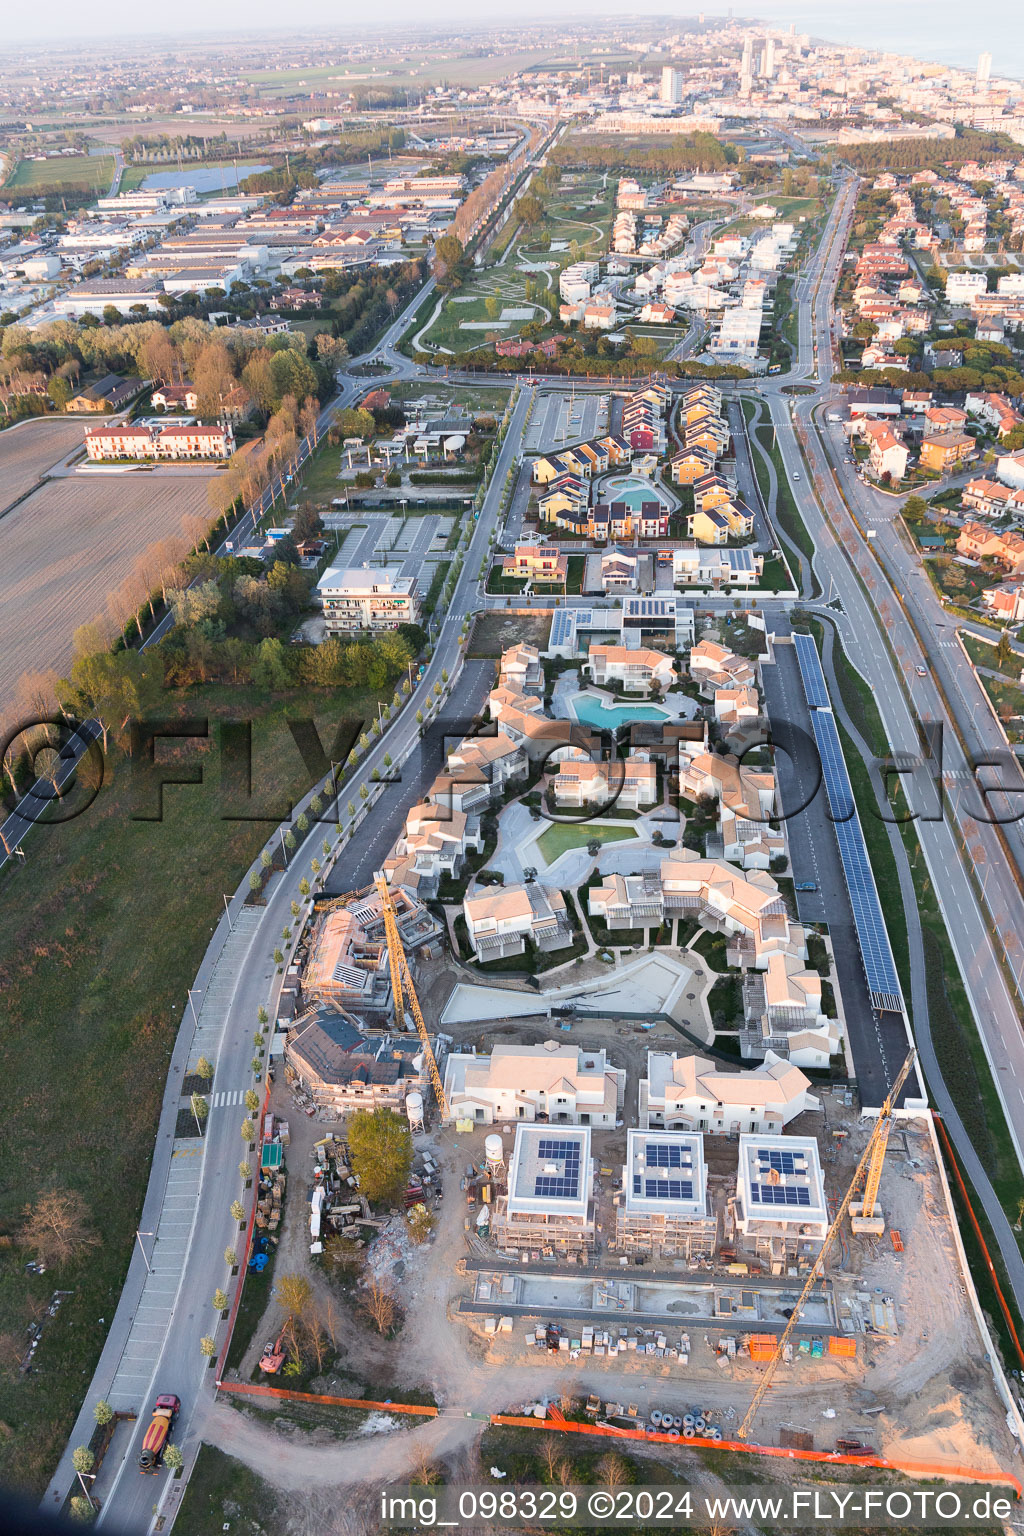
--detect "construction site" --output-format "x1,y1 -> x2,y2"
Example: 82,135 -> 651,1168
210,872 -> 1024,1497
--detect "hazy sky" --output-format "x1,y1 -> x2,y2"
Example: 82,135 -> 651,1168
0,0 -> 1012,73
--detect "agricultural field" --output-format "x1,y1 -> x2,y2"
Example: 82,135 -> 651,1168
0,417 -> 85,517
3,154 -> 114,196
242,48 -> 569,95
0,472 -> 216,711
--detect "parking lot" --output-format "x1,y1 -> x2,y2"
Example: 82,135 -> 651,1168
523,389 -> 609,455
320,509 -> 455,581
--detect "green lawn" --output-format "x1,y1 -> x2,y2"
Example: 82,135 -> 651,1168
5,154 -> 114,195
0,681 -> 393,1496
536,821 -> 636,863
174,1445 -> 281,1535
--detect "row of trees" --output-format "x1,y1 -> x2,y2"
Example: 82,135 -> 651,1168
833,128 -> 1019,175
551,131 -> 739,176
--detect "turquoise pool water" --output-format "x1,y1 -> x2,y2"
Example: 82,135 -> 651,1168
602,474 -> 671,511
571,696 -> 669,729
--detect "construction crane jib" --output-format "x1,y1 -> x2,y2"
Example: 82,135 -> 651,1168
373,874 -> 450,1121
736,1050 -> 917,1442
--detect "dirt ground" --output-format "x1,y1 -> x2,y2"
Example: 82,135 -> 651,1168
0,416 -> 84,516
0,472 -> 213,711
203,1092 -> 1021,1512
467,611 -> 552,658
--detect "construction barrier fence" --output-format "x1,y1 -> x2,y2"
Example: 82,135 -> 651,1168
217,1379 -> 438,1416
491,1413 -> 1022,1497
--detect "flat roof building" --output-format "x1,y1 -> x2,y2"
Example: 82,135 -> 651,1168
615,1130 -> 718,1260
491,1124 -> 596,1255
734,1133 -> 828,1271
316,563 -> 421,634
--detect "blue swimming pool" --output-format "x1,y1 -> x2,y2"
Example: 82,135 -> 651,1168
571,695 -> 669,729
602,475 -> 671,511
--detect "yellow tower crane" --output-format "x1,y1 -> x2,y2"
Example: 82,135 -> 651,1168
374,874 -> 450,1122
736,1049 -> 916,1442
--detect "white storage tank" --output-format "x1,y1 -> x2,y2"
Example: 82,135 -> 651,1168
485,1133 -> 504,1178
406,1091 -> 425,1134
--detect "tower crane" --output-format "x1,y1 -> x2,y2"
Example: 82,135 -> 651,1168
374,874 -> 449,1122
736,1050 -> 916,1441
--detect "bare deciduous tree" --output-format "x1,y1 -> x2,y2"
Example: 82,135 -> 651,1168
20,1189 -> 100,1268
361,1278 -> 396,1336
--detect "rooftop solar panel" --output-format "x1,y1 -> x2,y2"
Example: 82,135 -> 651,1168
751,1183 -> 811,1207
645,1178 -> 694,1200
646,1142 -> 691,1167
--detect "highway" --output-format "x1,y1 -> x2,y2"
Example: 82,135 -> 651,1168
747,176 -> 1024,1302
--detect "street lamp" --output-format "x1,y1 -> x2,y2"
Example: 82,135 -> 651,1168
135,1228 -> 155,1275
187,989 -> 202,1030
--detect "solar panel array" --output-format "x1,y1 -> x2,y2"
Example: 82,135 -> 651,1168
549,608 -> 577,650
791,633 -> 905,1014
533,1136 -> 582,1200
756,1149 -> 805,1175
633,1174 -> 695,1201
793,631 -> 831,709
645,1142 -> 691,1168
750,1183 -> 812,1207
810,709 -> 905,1013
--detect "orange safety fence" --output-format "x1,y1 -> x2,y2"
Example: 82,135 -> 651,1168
491,1415 -> 1022,1497
932,1111 -> 1024,1374
217,1379 -> 438,1416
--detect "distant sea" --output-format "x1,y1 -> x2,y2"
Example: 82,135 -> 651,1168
736,0 -> 1024,82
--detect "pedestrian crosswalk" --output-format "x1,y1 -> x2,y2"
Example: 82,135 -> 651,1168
211,1088 -> 246,1108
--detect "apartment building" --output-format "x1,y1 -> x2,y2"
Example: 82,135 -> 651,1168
382,799 -> 483,899
586,643 -> 676,693
689,499 -> 755,544
443,1042 -> 624,1127
961,479 -> 1024,517
862,421 -> 909,482
463,883 -> 572,960
491,1124 -> 596,1255
734,1133 -> 828,1269
552,753 -> 658,813
740,951 -> 840,1067
445,732 -> 528,797
83,420 -> 234,461
316,564 -> 421,633
919,431 -> 975,474
614,1130 -> 718,1259
641,1050 -> 819,1134
589,854 -> 803,968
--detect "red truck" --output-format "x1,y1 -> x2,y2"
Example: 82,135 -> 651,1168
138,1394 -> 180,1473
